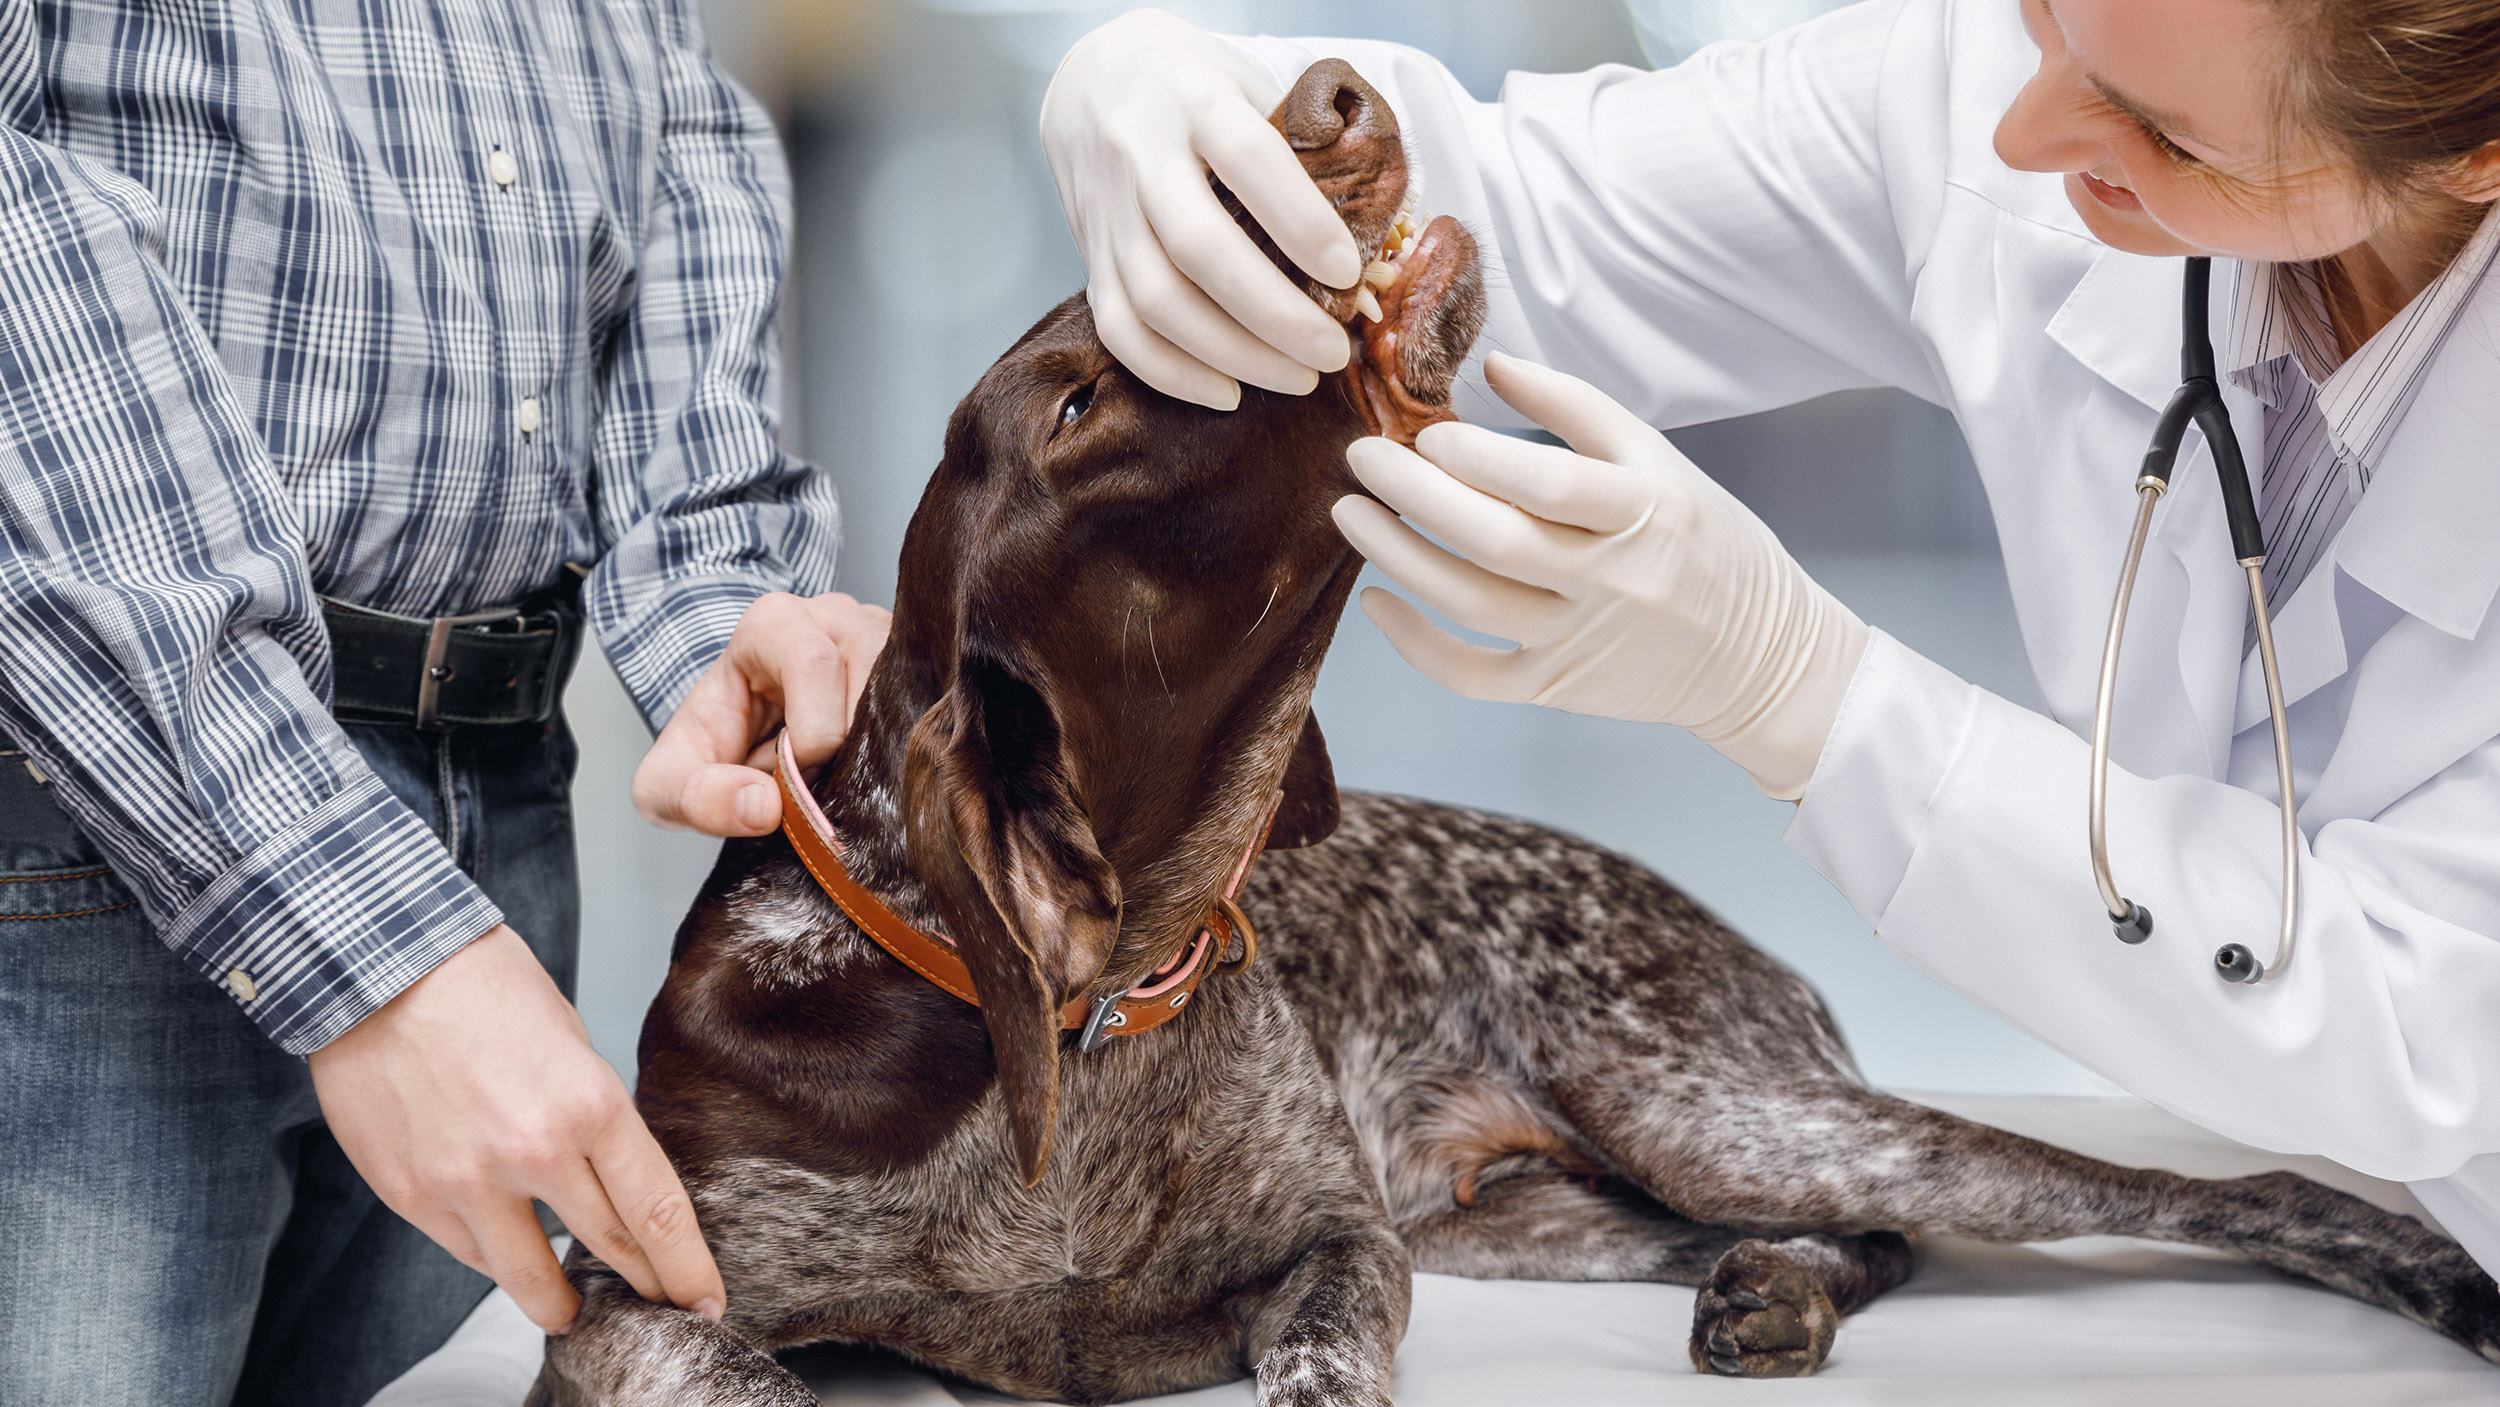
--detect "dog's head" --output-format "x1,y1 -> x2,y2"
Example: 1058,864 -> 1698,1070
882,62 -> 1483,1184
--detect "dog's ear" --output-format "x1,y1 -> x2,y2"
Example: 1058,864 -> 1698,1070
903,654 -> 1121,1186
1264,711 -> 1340,850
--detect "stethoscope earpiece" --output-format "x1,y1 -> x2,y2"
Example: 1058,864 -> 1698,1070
2089,257 -> 2300,988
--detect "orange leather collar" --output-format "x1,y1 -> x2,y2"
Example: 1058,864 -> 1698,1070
772,731 -> 1265,1048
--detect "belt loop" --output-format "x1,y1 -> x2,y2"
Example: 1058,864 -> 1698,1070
415,607 -> 523,729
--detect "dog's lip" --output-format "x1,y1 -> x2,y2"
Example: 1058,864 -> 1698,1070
1345,213 -> 1468,445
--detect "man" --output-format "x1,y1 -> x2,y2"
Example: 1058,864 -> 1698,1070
0,3 -> 881,1403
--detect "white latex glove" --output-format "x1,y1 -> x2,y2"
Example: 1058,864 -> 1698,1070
1332,353 -> 1870,800
1039,8 -> 1361,410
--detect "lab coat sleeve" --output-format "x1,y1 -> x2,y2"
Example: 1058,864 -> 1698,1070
1788,631 -> 2500,1183
1225,0 -> 1952,429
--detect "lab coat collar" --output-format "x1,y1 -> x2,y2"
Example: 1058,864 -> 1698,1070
2326,260 -> 2500,642
2044,246 -> 2178,414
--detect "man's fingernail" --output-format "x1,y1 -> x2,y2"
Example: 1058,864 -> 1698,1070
738,784 -> 775,829
695,1296 -> 725,1320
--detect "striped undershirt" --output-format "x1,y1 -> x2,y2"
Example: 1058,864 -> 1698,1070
2226,206 -> 2500,649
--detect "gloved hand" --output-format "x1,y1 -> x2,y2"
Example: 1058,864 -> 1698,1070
1039,8 -> 1362,410
1333,353 -> 1870,800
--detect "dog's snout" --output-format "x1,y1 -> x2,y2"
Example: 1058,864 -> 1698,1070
1254,58 -> 1407,290
1278,59 -> 1390,153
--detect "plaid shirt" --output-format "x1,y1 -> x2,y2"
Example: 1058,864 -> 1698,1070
0,1 -> 840,1054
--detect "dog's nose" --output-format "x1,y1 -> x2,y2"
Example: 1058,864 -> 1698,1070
1275,58 -> 1396,156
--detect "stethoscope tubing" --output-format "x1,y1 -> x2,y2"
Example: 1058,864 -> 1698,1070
2086,257 -> 2302,985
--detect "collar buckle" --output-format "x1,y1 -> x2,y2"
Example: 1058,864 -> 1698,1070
1075,991 -> 1126,1054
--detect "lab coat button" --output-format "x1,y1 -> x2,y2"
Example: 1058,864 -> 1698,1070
488,148 -> 518,187
517,397 -> 542,435
227,969 -> 258,1002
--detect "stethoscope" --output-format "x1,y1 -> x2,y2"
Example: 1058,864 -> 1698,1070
2088,256 -> 2301,985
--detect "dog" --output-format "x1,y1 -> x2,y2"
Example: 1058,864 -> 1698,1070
531,60 -> 2500,1406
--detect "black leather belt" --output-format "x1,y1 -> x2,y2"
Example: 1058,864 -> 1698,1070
323,580 -> 583,730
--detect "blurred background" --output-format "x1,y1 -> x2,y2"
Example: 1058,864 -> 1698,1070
565,0 -> 2120,1098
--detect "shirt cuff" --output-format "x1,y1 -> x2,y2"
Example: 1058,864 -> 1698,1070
157,772 -> 504,1055
1782,628 -> 1983,926
590,572 -> 769,733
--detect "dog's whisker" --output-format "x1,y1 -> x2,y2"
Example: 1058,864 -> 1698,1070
1147,608 -> 1173,700
1245,584 -> 1281,642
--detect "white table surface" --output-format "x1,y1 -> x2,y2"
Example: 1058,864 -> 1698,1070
367,1093 -> 2500,1407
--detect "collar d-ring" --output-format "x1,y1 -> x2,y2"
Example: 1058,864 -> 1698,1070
1213,895 -> 1258,976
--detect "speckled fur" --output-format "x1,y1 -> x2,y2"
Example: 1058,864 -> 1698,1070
531,60 -> 2500,1407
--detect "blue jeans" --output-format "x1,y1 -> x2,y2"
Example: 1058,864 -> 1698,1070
0,717 -> 580,1407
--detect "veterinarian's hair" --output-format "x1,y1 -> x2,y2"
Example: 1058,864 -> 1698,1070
2266,0 -> 2500,205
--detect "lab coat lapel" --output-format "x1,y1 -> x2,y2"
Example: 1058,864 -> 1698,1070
2333,271 -> 2500,643
2306,270 -> 2500,819
2044,247 -> 2248,777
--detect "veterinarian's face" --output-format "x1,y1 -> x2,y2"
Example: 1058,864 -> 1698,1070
1994,0 -> 2383,262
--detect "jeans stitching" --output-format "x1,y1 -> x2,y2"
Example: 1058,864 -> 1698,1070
0,898 -> 139,921
0,868 -> 110,884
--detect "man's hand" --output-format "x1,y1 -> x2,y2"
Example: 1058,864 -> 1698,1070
633,591 -> 892,836
309,925 -> 721,1334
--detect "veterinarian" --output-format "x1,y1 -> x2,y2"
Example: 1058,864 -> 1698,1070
1040,0 -> 2500,1278
0,4 -> 884,1402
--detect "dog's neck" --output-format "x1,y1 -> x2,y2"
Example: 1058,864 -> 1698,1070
791,635 -> 1318,992
803,654 -> 941,933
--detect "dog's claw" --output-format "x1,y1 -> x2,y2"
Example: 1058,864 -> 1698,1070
1727,1287 -> 1769,1311
1707,1354 -> 1747,1376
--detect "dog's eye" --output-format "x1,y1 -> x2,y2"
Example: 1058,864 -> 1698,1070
1057,382 -> 1095,433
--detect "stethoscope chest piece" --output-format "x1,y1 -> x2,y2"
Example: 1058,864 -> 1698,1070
2087,257 -> 2301,988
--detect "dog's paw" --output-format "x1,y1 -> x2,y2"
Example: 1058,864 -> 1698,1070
1255,1337 -> 1391,1407
1687,1239 -> 1838,1379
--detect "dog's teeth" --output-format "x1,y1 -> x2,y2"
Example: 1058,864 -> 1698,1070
1354,285 -> 1383,322
1362,260 -> 1397,290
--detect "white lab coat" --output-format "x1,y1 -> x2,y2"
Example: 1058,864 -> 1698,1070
1230,0 -> 2500,1272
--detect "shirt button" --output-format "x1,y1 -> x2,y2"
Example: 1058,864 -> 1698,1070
226,969 -> 258,1002
517,397 -> 542,435
488,148 -> 518,187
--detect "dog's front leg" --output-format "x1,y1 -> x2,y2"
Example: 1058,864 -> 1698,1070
527,1259 -> 814,1407
1241,1220 -> 1411,1407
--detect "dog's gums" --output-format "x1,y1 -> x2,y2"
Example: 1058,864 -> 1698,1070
1351,211 -> 1477,441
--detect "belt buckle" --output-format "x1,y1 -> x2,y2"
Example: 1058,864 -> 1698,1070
416,607 -> 523,729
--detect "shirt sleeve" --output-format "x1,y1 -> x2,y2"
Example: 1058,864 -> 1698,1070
1787,631 -> 2500,1184
582,1 -> 842,732
0,121 -> 502,1055
1222,0 -> 1950,431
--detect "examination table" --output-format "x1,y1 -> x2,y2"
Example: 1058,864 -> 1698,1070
366,1093 -> 2500,1406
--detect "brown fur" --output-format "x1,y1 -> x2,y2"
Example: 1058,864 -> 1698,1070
531,61 -> 2500,1406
